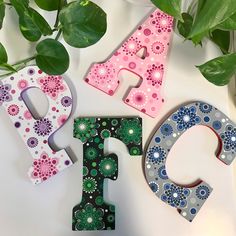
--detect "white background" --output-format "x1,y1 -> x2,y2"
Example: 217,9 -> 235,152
0,0 -> 236,235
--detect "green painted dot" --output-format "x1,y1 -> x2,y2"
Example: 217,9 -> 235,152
98,143 -> 104,149
92,162 -> 97,167
102,121 -> 107,126
109,205 -> 115,212
101,129 -> 111,139
95,196 -> 104,205
95,137 -> 100,143
83,167 -> 88,176
111,119 -> 118,126
90,169 -> 98,176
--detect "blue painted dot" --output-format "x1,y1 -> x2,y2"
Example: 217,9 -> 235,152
213,121 -> 222,130
155,137 -> 161,143
190,208 -> 197,214
204,116 -> 210,122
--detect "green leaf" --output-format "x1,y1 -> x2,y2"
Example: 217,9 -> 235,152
59,1 -> 107,48
29,8 -> 52,36
0,63 -> 17,72
217,12 -> 236,30
0,0 -> 5,29
35,0 -> 60,11
19,13 -> 42,41
177,13 -> 193,38
209,29 -> 230,54
189,0 -> 236,43
0,43 -> 7,64
197,53 -> 236,86
10,0 -> 28,16
36,39 -> 69,75
151,0 -> 183,21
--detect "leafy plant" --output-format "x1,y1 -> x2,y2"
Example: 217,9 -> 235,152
151,0 -> 236,86
0,0 -> 107,76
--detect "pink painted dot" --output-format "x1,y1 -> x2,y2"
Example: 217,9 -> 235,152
52,107 -> 56,111
114,51 -> 119,56
151,107 -> 156,111
126,99 -> 130,103
11,90 -> 16,94
123,56 -> 129,61
144,28 -> 151,36
38,70 -> 42,74
129,62 -> 136,69
85,78 -> 89,82
141,109 -> 146,113
25,128 -> 30,132
108,90 -> 114,95
152,93 -> 157,98
145,38 -> 150,44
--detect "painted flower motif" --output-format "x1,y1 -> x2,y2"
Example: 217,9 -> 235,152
99,158 -> 117,177
220,125 -> 236,151
0,82 -> 12,105
74,204 -> 104,231
151,12 -> 173,33
149,181 -> 159,193
24,110 -> 32,120
57,114 -> 68,126
151,41 -> 165,54
129,90 -> 148,108
61,96 -> 72,107
196,185 -> 210,200
146,64 -> 164,86
83,177 -> 97,194
85,147 -> 98,161
172,106 -> 201,131
34,118 -> 53,136
160,124 -> 173,136
100,129 -> 111,139
158,166 -> 168,180
161,183 -> 190,208
199,103 -> 213,114
74,118 -> 97,143
213,120 -> 222,130
92,62 -> 116,85
37,75 -> 66,100
130,146 -> 141,155
117,118 -> 142,144
7,104 -> 19,116
27,137 -> 38,148
31,152 -> 58,181
147,146 -> 166,165
122,36 -> 142,56
17,79 -> 28,90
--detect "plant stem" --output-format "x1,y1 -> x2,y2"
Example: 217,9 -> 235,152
12,55 -> 36,67
55,29 -> 62,41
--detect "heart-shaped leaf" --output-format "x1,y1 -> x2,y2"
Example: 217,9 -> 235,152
0,43 -> 7,64
197,53 -> 236,86
189,0 -> 236,43
35,0 -> 60,11
59,1 -> 107,48
177,13 -> 193,38
36,38 -> 69,75
151,0 -> 183,21
0,0 -> 5,29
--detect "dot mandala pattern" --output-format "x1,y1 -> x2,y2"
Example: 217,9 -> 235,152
73,117 -> 142,231
85,9 -> 173,118
0,66 -> 73,185
145,102 -> 236,222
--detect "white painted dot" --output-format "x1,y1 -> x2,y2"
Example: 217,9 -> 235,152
173,193 -> 178,198
183,115 -> 190,122
105,165 -> 111,170
129,43 -> 135,49
173,133 -> 177,137
147,164 -> 151,169
231,136 -> 236,142
221,155 -> 225,159
87,217 -> 93,223
154,72 -> 161,78
222,119 -> 226,123
182,212 -> 187,217
154,152 -> 160,158
79,124 -> 86,130
129,129 -> 134,134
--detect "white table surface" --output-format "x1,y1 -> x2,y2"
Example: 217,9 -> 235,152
0,1 -> 236,236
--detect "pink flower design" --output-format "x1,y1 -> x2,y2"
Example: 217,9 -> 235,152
122,37 -> 142,56
147,64 -> 164,86
151,12 -> 173,33
151,41 -> 165,55
8,104 -> 19,116
37,75 -> 66,100
31,152 -> 59,182
17,79 -> 28,90
24,110 -> 32,120
57,114 -> 68,126
130,90 -> 148,108
92,62 -> 116,85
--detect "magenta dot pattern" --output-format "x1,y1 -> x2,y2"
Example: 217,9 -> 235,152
0,66 -> 73,185
85,9 -> 173,118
